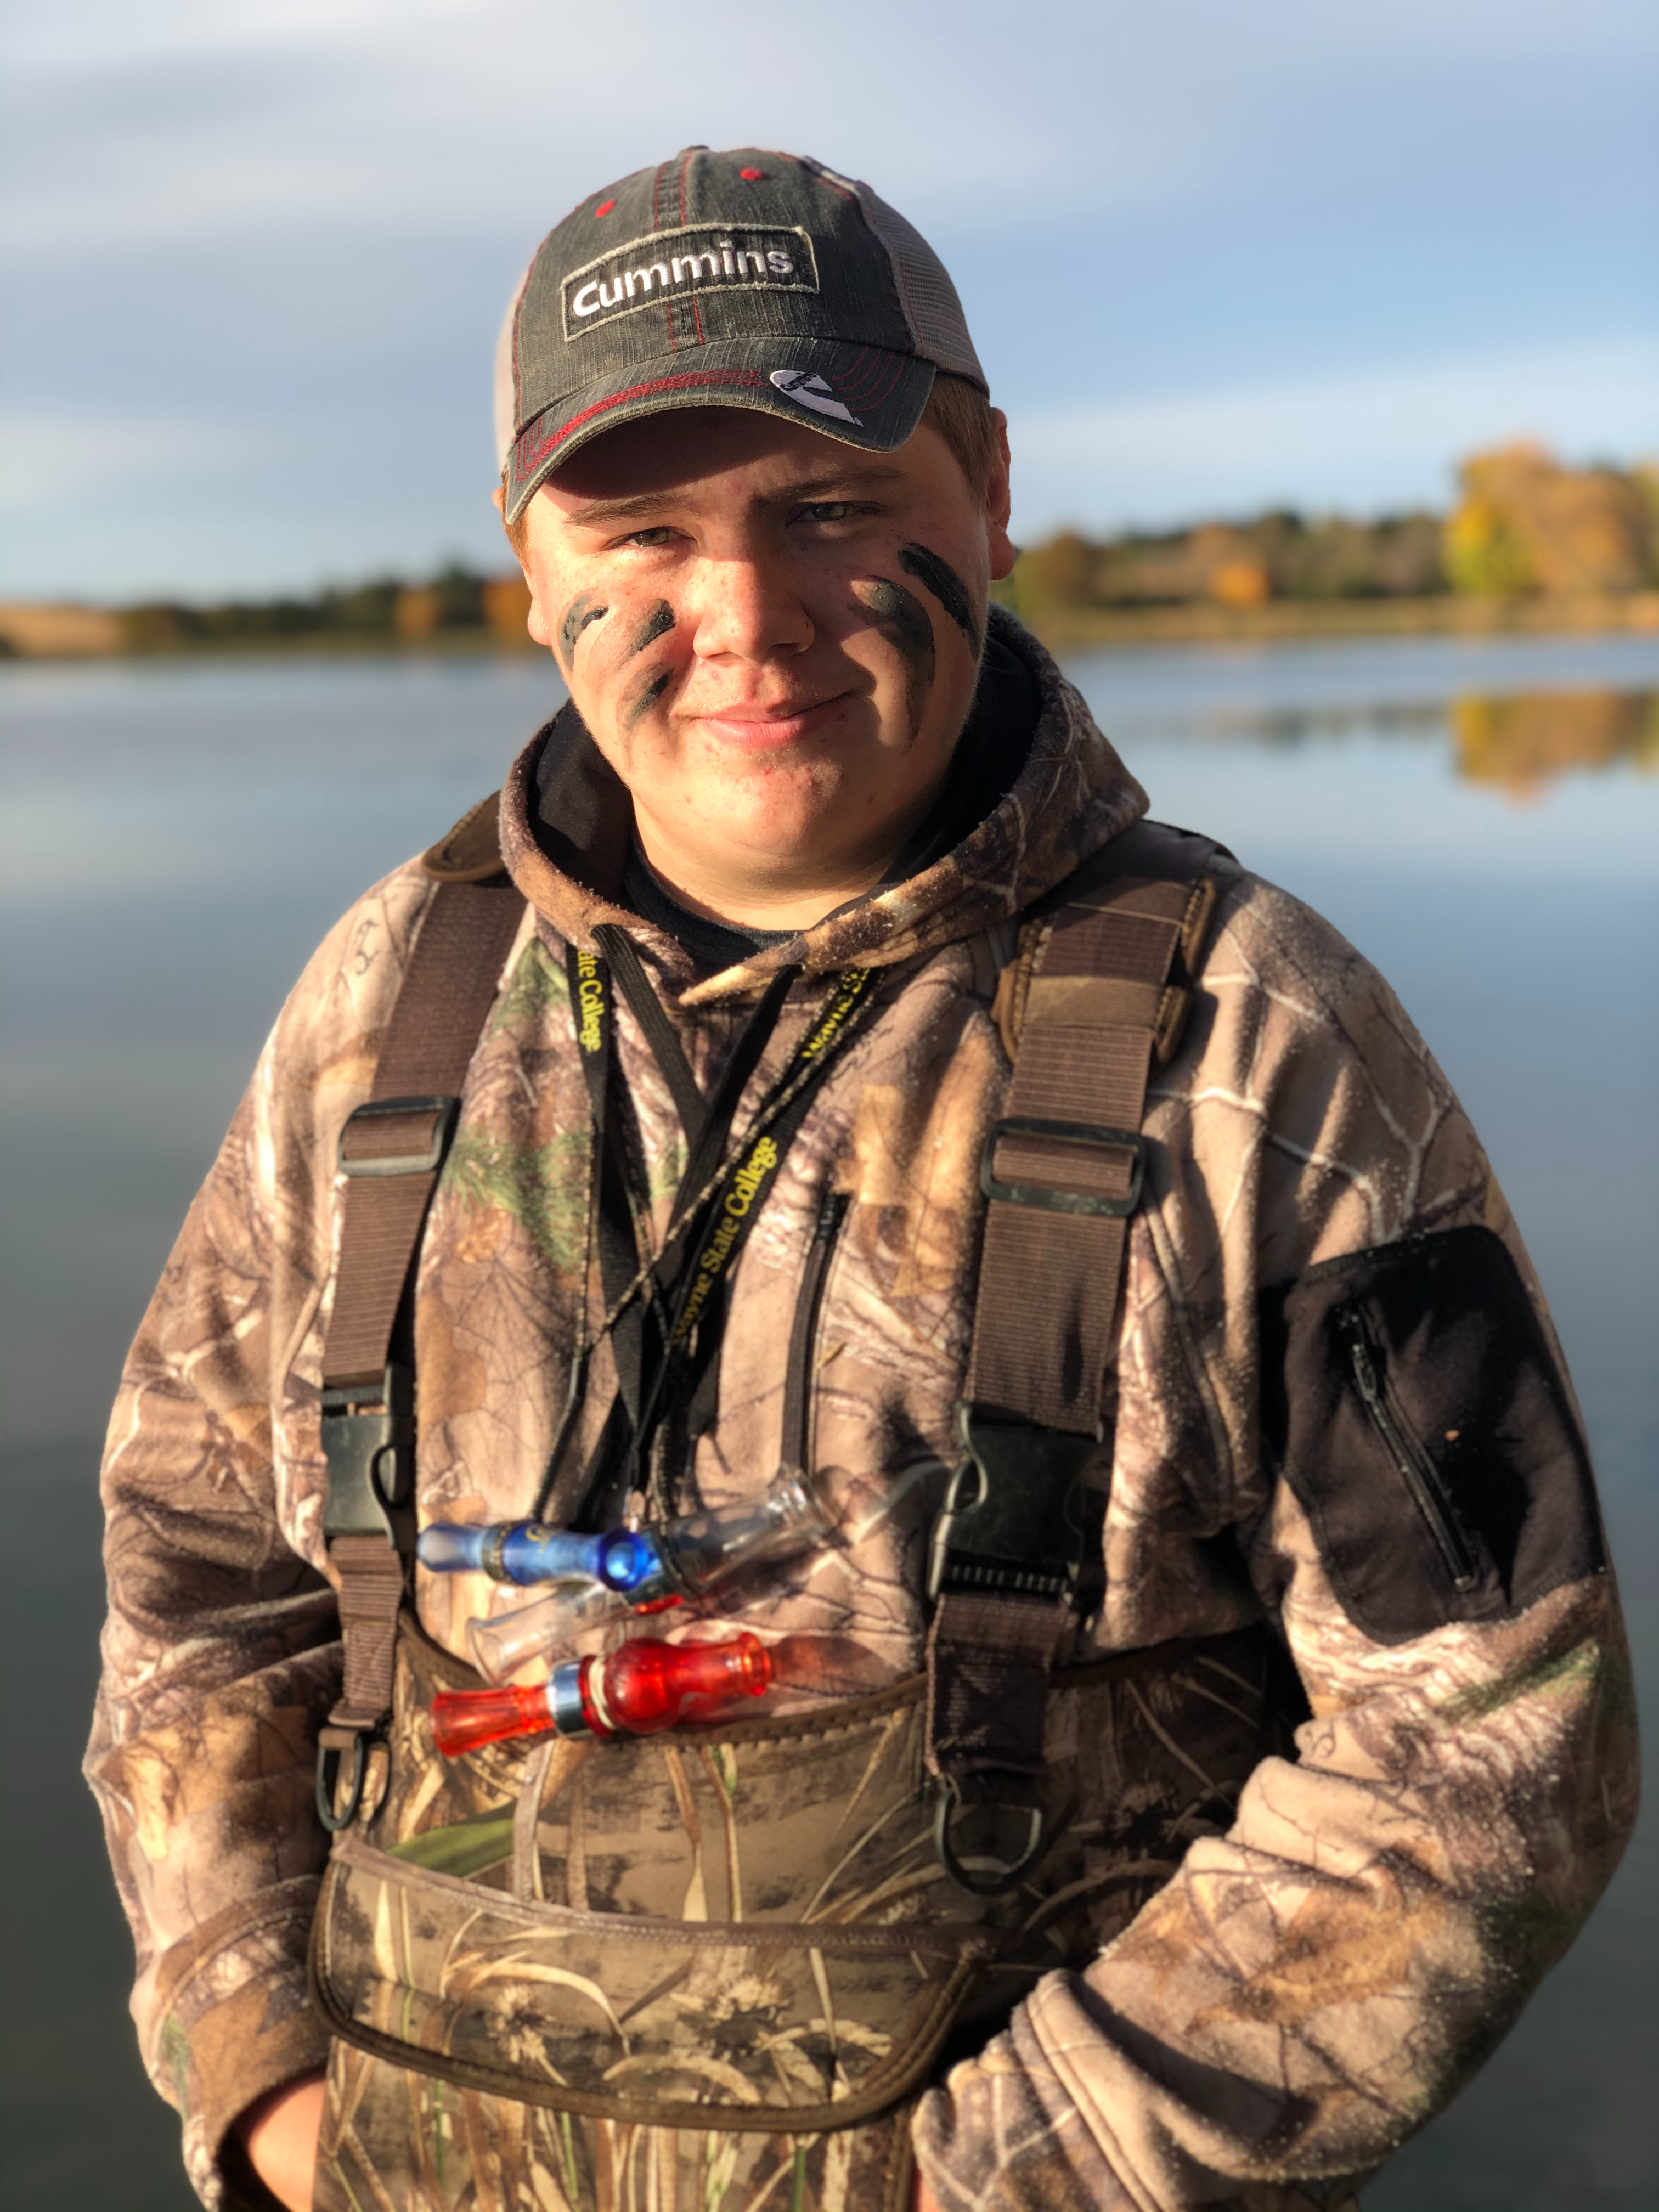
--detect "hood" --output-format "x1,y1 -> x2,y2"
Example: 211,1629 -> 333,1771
498,605 -> 1148,1005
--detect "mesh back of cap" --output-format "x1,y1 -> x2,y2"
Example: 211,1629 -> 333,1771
855,187 -> 987,390
494,258 -> 537,467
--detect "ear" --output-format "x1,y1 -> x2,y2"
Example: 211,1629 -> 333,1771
986,409 -> 1015,582
492,482 -> 520,566
494,483 -> 553,650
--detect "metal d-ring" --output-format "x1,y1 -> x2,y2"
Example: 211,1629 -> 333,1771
933,1777 -> 1046,1897
316,1729 -> 377,1833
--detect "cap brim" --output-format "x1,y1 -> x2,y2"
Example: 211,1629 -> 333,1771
502,339 -> 934,523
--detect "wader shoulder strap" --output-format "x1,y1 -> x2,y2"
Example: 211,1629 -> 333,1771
317,792 -> 525,1829
926,819 -> 1223,1890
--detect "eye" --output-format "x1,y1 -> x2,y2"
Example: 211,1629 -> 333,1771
795,500 -> 879,527
617,525 -> 678,549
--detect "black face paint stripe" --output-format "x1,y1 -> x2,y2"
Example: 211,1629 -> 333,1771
627,601 -> 676,658
623,668 -> 674,731
558,594 -> 610,667
851,575 -> 935,742
854,577 -> 934,666
899,543 -> 983,657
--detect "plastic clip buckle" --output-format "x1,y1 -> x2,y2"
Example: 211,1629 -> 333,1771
980,1116 -> 1144,1217
320,1365 -> 414,1548
927,1407 -> 1103,1606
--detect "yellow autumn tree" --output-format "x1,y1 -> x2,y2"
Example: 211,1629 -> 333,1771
1444,443 -> 1653,596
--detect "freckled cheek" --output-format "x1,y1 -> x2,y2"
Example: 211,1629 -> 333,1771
588,591 -> 693,689
820,607 -> 909,716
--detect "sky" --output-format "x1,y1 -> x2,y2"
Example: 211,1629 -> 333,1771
2,0 -> 1655,601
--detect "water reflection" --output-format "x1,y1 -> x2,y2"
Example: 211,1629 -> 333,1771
1452,689 -> 1659,793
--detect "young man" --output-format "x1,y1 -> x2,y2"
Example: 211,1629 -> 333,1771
89,148 -> 1634,2212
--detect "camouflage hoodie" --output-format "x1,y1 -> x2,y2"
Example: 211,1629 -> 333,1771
87,610 -> 1635,2210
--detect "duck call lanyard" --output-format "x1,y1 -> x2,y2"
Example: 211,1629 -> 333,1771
551,932 -> 878,1527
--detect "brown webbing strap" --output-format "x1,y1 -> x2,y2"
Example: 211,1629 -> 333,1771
317,794 -> 524,1824
967,872 -> 1207,1429
927,822 -> 1220,1890
323,872 -> 526,1390
325,1538 -> 408,1733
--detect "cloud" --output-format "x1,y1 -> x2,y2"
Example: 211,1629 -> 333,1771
0,2 -> 1177,255
0,0 -> 487,70
7,0 -> 1652,257
0,407 -> 230,512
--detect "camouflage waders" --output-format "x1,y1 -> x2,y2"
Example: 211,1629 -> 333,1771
309,1615 -> 1293,2208
306,808 -> 1268,2207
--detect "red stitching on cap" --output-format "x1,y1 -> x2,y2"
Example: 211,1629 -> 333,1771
836,345 -> 876,393
846,359 -> 905,407
832,348 -> 909,408
594,199 -> 616,217
739,167 -> 765,181
513,371 -> 769,475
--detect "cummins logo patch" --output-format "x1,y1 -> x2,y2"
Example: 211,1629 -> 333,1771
561,225 -> 820,339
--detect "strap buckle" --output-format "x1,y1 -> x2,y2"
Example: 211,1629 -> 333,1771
927,1407 -> 1104,1606
315,1724 -> 383,1833
980,1116 -> 1144,1217
321,1364 -> 414,1548
338,1094 -> 459,1178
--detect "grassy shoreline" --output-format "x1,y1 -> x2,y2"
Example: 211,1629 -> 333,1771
1002,590 -> 1659,652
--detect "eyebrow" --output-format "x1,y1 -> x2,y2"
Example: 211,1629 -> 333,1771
563,462 -> 907,527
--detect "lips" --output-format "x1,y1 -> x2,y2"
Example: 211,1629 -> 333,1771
682,692 -> 860,751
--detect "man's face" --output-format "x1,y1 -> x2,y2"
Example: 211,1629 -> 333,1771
506,405 -> 1014,918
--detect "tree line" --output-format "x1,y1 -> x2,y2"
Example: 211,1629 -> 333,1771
77,443 -> 1659,654
1007,445 -> 1657,619
120,563 -> 536,650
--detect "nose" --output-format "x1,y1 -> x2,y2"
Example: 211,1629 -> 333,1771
682,545 -> 814,665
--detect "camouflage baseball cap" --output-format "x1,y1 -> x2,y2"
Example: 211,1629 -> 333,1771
495,146 -> 987,523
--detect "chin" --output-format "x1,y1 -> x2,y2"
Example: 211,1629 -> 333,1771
693,759 -> 846,836
718,803 -> 847,868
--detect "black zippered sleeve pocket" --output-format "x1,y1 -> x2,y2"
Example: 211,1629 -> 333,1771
1259,1226 -> 1605,1644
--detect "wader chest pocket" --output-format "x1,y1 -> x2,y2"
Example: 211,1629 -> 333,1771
313,1616 -> 1288,2128
311,1829 -> 993,2129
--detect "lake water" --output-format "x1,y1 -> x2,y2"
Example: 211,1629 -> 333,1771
2,633 -> 1655,2209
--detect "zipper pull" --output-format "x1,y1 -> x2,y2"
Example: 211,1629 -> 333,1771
1336,1302 -> 1478,1590
1339,1308 -> 1384,1407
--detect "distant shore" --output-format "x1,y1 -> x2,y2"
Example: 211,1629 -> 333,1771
10,443 -> 1654,665
3,590 -> 1657,663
